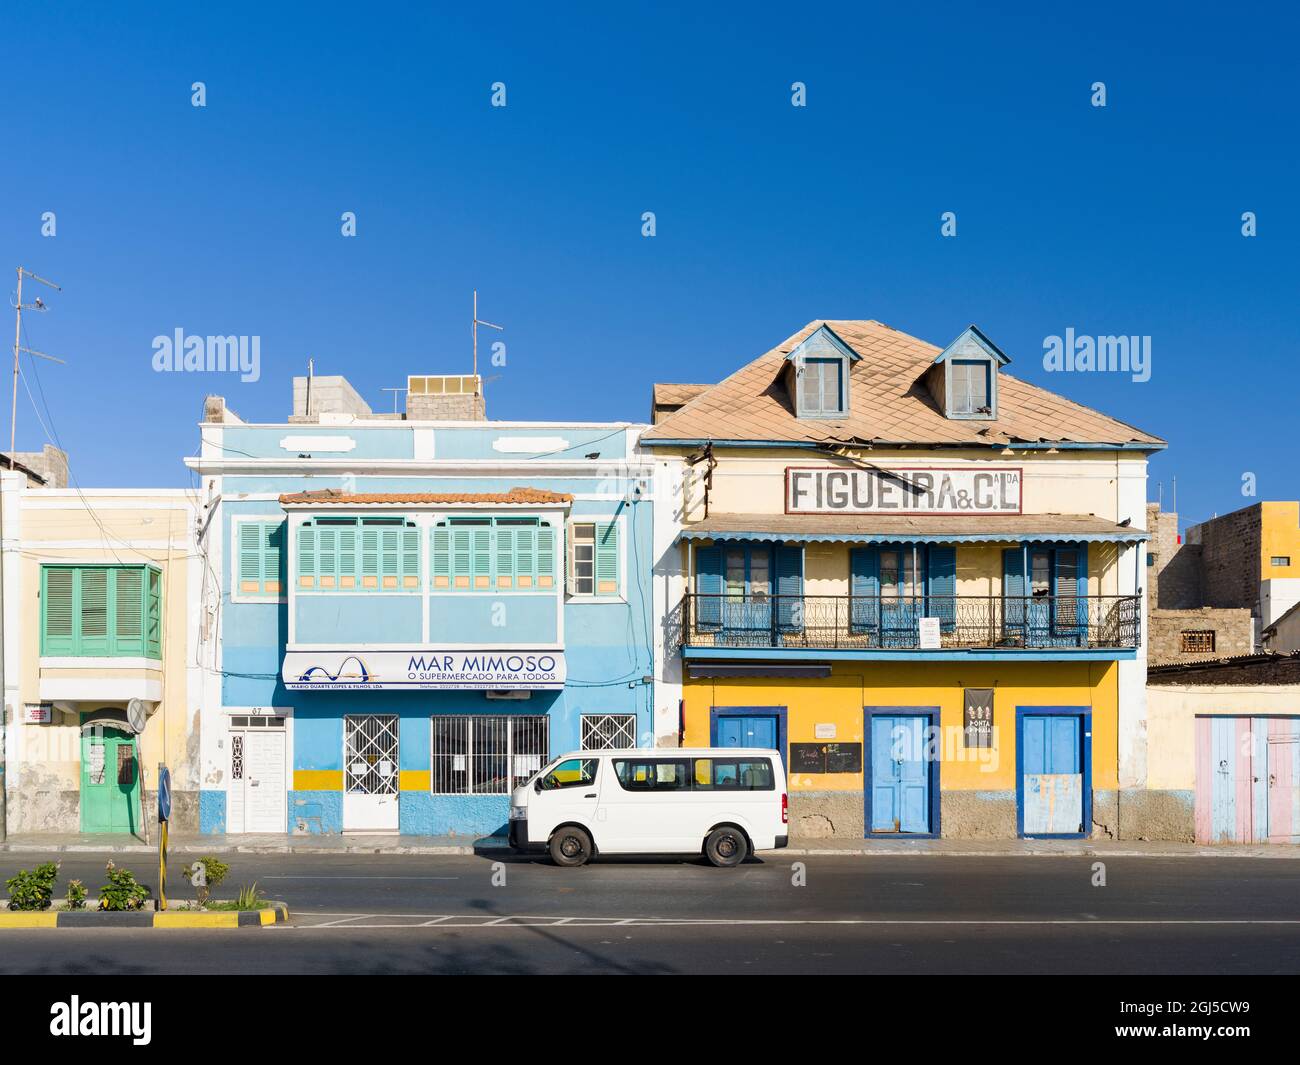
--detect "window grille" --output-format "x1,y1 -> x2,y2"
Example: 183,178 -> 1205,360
430,715 -> 549,794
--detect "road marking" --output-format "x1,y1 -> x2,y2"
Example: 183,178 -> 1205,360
289,912 -> 1300,929
260,876 -> 460,881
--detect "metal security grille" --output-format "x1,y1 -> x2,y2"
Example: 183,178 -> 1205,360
344,714 -> 399,795
430,715 -> 549,795
581,714 -> 637,750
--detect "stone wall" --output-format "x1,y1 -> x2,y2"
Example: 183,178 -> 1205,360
1149,606 -> 1254,664
1187,504 -> 1263,611
1146,504 -> 1202,609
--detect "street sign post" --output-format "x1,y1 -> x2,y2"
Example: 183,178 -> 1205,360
157,765 -> 171,911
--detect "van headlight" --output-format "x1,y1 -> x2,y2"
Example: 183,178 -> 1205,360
509,806 -> 527,821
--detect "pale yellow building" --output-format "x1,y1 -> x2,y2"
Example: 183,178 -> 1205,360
1,471 -> 199,835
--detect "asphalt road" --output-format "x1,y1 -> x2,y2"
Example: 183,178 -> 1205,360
3,850 -> 1299,974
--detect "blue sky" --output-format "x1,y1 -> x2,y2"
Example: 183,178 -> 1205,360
1,2 -> 1295,526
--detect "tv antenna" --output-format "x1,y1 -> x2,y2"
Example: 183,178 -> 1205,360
472,290 -> 503,377
10,267 -> 67,454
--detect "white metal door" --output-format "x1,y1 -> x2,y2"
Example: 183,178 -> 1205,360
245,731 -> 286,832
344,714 -> 399,833
228,728 -> 287,833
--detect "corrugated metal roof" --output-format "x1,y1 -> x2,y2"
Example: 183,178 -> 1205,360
643,320 -> 1164,449
677,512 -> 1148,543
279,488 -> 573,506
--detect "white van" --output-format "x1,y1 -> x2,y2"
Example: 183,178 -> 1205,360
508,748 -> 788,867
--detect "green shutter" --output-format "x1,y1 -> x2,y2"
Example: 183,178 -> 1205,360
42,567 -> 75,654
264,522 -> 285,594
145,568 -> 162,659
432,527 -> 451,587
360,528 -> 380,588
595,522 -> 619,596
113,568 -> 145,655
401,527 -> 420,588
297,526 -> 316,587
79,569 -> 110,653
452,529 -> 472,587
516,528 -> 535,586
338,528 -> 357,589
496,528 -> 515,586
379,528 -> 400,587
472,528 -> 492,588
238,523 -> 263,594
536,527 -> 554,589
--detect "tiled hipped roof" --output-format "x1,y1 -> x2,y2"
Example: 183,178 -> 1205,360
278,488 -> 573,506
642,320 -> 1164,448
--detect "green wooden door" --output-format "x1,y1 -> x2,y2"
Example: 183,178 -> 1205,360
80,726 -> 141,834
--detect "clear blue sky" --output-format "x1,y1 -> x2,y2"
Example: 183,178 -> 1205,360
2,2 -> 1295,527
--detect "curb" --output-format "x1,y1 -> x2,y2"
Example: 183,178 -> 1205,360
0,842 -> 510,856
0,902 -> 290,928
768,846 -> 1300,858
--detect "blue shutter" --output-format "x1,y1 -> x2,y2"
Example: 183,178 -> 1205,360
1003,548 -> 1026,639
850,547 -> 880,635
695,547 -> 723,630
775,546 -> 803,632
927,546 -> 957,633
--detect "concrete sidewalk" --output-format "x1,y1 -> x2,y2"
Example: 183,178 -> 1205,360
2,832 -> 1297,859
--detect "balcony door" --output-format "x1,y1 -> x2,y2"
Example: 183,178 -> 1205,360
695,545 -> 802,643
1003,547 -> 1088,647
850,546 -> 955,647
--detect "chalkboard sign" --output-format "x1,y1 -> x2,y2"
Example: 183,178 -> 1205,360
825,743 -> 862,773
790,743 -> 826,773
790,742 -> 863,774
964,688 -> 994,748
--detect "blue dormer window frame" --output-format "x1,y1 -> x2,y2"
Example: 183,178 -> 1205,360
932,325 -> 1009,422
785,324 -> 860,421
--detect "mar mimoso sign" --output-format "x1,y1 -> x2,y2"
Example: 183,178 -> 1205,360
786,466 -> 1022,515
282,650 -> 566,690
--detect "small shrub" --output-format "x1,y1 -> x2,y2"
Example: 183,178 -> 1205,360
234,882 -> 267,910
98,861 -> 149,911
66,879 -> 88,910
5,862 -> 60,911
181,856 -> 230,906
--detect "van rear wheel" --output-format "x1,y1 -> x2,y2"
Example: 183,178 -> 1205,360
704,826 -> 749,868
549,826 -> 593,867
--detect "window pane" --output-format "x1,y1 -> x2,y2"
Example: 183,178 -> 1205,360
725,550 -> 745,595
537,757 -> 597,790
1031,551 -> 1051,594
748,553 -> 770,597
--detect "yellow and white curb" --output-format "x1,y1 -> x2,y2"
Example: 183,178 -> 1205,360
0,902 -> 289,928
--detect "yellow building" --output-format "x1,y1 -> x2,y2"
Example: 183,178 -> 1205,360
1,470 -> 198,835
644,321 -> 1165,839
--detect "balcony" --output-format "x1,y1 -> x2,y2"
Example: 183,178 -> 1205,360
674,593 -> 1141,652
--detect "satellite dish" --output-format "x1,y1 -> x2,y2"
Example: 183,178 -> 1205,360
127,699 -> 149,734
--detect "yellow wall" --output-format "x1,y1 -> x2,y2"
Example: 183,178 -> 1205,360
1260,501 -> 1300,579
14,493 -> 195,794
684,661 -> 1118,792
1147,683 -> 1300,790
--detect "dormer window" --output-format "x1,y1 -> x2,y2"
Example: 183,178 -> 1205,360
927,325 -> 1009,421
950,359 -> 991,416
783,323 -> 860,420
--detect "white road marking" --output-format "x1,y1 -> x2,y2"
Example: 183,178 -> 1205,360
261,876 -> 460,881
289,912 -> 1300,929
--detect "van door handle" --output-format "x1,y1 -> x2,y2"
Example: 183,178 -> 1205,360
584,793 -> 597,798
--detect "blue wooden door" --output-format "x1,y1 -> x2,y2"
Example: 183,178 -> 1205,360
1022,714 -> 1083,834
870,715 -> 930,833
716,714 -> 778,751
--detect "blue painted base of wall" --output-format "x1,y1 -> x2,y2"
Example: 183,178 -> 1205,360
199,790 -> 227,834
290,790 -> 344,834
400,794 -> 510,837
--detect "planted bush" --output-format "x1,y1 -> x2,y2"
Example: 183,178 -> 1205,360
98,861 -> 149,911
66,879 -> 88,910
5,862 -> 60,911
181,855 -> 230,906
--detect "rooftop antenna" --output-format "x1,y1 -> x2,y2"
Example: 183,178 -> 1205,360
472,289 -> 503,378
380,386 -> 408,414
305,357 -> 314,418
10,267 -> 67,454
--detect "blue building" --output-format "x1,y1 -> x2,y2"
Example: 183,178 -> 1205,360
190,372 -> 656,836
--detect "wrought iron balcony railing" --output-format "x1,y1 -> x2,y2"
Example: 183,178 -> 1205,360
673,593 -> 1141,651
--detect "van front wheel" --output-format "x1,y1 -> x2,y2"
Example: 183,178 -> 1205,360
549,826 -> 593,867
704,826 -> 749,868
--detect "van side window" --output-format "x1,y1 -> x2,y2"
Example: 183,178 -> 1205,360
537,758 -> 597,791
614,759 -> 690,791
692,758 -> 774,791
